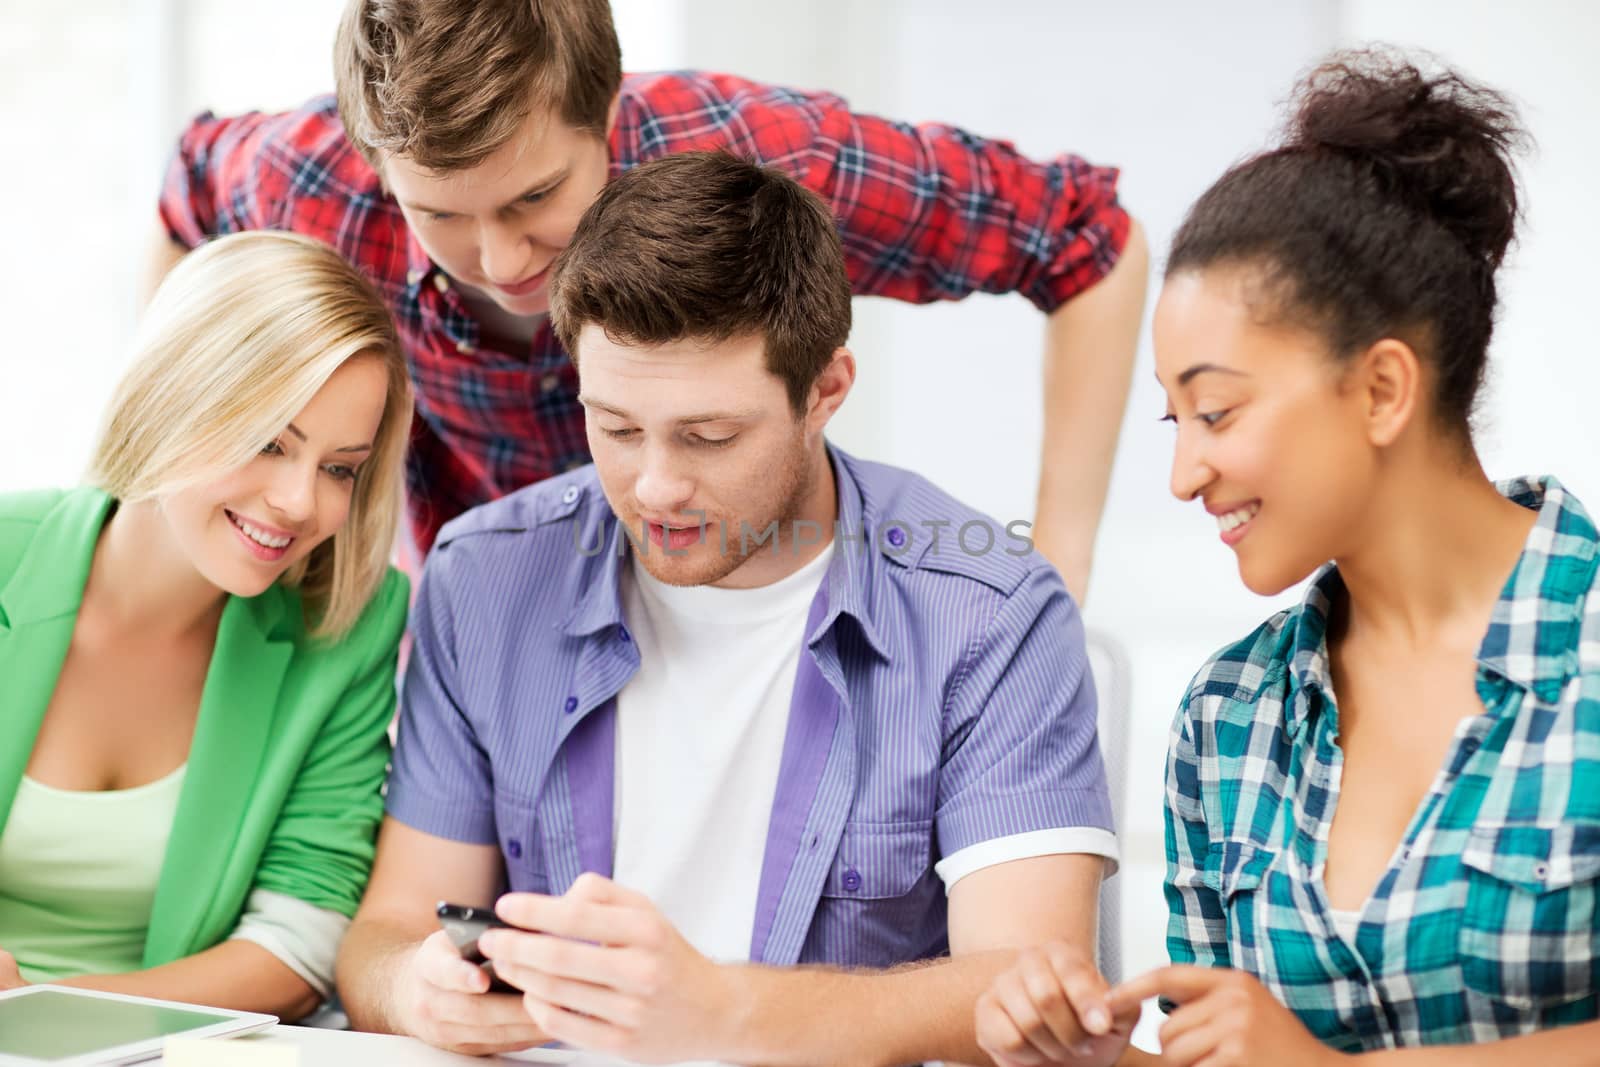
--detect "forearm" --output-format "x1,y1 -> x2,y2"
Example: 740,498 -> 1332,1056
141,214 -> 190,307
1358,1020 -> 1600,1066
1033,219 -> 1149,603
56,940 -> 319,1021
720,950 -> 1017,1067
334,915 -> 427,1035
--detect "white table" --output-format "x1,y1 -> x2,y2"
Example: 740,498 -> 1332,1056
232,1026 -> 703,1066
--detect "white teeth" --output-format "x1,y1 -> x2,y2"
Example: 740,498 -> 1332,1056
233,514 -> 292,549
1216,503 -> 1260,532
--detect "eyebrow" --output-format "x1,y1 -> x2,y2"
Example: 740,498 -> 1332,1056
401,168 -> 570,217
286,423 -> 373,454
579,396 -> 758,425
1176,363 -> 1250,387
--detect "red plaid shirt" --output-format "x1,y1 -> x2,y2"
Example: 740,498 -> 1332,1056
161,71 -> 1129,553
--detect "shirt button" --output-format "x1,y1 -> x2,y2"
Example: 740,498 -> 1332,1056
1462,737 -> 1480,755
563,695 -> 578,714
885,526 -> 906,548
841,869 -> 863,893
1533,861 -> 1550,881
406,268 -> 425,286
562,485 -> 580,505
541,373 -> 561,393
507,838 -> 523,860
457,340 -> 476,355
433,273 -> 451,292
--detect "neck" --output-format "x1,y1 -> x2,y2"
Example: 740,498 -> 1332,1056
712,445 -> 838,590
85,498 -> 227,638
1333,443 -> 1536,651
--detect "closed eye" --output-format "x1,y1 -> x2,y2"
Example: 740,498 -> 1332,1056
1198,409 -> 1231,427
601,427 -> 638,441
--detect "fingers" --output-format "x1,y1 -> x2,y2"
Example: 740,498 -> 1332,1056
495,889 -> 651,947
975,945 -> 1122,1067
414,930 -> 492,994
1158,1009 -> 1230,1067
1109,964 -> 1222,1014
482,929 -> 662,995
1044,943 -> 1113,1037
975,988 -> 1050,1067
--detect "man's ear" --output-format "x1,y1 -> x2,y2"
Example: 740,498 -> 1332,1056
604,91 -> 622,138
1352,337 -> 1422,448
806,348 -> 856,434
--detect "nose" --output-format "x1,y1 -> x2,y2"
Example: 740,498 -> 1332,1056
479,218 -> 532,286
1169,426 -> 1215,503
632,446 -> 695,517
264,462 -> 317,526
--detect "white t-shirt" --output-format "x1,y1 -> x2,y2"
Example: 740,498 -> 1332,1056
612,543 -> 835,962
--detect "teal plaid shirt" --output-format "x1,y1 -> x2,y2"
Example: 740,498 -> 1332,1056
1165,476 -> 1600,1051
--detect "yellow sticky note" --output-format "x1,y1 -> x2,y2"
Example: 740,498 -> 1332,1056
163,1035 -> 301,1066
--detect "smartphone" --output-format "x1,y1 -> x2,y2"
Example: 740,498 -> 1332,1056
436,901 -> 518,994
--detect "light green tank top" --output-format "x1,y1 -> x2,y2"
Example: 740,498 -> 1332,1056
0,765 -> 186,982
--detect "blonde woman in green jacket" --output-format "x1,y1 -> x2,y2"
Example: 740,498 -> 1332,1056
0,232 -> 413,1021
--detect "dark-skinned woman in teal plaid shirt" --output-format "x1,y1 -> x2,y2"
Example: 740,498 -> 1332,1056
975,47 -> 1600,1067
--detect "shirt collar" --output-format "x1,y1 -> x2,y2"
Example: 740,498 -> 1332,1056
559,445 -> 892,661
1475,475 -> 1597,702
1283,474 -> 1596,733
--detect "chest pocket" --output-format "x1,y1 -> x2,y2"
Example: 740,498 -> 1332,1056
806,823 -> 938,967
1459,821 -> 1600,1011
1201,842 -> 1277,972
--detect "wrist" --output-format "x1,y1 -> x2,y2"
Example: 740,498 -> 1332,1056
708,962 -> 761,1062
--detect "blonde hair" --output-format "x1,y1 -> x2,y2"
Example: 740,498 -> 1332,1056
89,232 -> 412,639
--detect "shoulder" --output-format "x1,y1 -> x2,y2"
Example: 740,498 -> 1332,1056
426,467 -> 607,598
616,70 -> 844,170
0,487 -> 95,574
845,452 -> 1044,600
1177,610 -> 1297,733
179,94 -> 382,203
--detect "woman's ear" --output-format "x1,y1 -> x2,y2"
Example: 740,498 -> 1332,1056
1352,338 -> 1422,448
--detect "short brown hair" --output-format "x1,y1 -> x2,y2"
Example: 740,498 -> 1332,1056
549,153 -> 853,414
334,0 -> 621,172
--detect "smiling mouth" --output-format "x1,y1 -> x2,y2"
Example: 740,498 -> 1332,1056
226,508 -> 295,556
496,265 -> 550,297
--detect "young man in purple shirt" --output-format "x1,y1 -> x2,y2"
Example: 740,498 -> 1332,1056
337,153 -> 1122,1064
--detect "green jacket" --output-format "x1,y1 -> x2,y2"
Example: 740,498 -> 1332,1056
0,487 -> 408,968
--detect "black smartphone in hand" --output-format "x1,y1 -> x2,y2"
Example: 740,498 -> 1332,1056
436,900 -> 518,994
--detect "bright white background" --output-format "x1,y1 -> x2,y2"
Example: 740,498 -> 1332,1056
1,0 -> 1594,986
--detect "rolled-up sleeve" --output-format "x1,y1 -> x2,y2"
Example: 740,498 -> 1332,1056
802,102 -> 1130,312
1164,700 -> 1227,968
934,565 -> 1116,866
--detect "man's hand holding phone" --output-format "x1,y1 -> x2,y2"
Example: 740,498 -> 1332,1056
387,903 -> 549,1056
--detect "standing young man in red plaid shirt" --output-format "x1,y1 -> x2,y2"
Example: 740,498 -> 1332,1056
150,0 -> 1147,603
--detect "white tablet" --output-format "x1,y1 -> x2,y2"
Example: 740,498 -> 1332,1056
0,985 -> 277,1066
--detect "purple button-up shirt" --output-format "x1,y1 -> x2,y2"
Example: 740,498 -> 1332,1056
388,446 -> 1113,968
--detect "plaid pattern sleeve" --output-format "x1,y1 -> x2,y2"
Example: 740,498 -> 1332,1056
1165,476 -> 1600,1052
158,75 -> 1129,552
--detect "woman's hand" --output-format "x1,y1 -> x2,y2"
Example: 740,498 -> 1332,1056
0,949 -> 28,991
1110,965 -> 1342,1067
975,941 -> 1139,1067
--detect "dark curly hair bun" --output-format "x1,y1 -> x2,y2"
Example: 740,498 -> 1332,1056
1168,47 -> 1531,434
